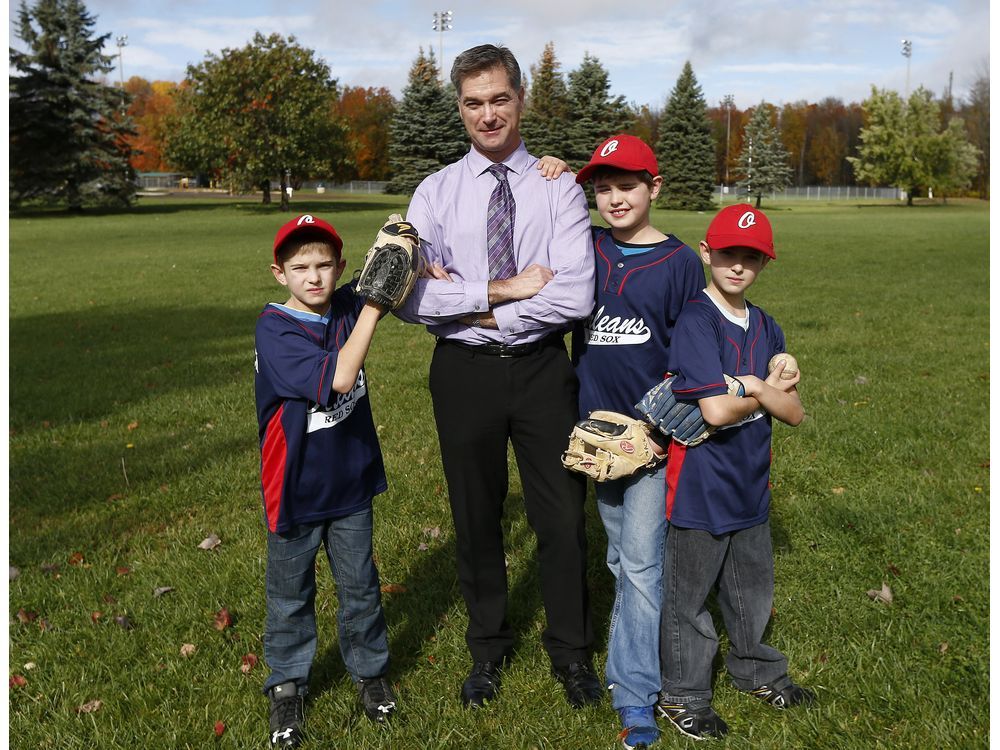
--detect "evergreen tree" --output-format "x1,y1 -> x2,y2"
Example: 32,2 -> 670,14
520,42 -> 570,157
564,53 -> 633,167
737,102 -> 792,208
385,48 -> 467,196
9,0 -> 136,210
656,62 -> 715,210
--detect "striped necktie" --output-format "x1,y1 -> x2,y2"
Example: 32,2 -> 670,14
486,164 -> 517,280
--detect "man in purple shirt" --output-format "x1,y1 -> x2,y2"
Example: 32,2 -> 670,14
396,43 -> 601,710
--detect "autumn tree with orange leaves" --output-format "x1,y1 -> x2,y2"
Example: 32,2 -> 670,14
332,86 -> 395,181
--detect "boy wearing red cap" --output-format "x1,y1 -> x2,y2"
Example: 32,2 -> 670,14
254,215 -> 397,747
657,205 -> 813,740
567,135 -> 705,749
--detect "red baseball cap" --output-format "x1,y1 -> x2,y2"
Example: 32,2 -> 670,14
575,134 -> 659,184
705,204 -> 775,259
272,214 -> 344,264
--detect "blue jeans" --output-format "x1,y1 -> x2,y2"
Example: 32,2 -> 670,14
596,463 -> 668,709
661,519 -> 789,704
263,507 -> 390,693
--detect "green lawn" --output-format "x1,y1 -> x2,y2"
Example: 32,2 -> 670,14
8,196 -> 989,749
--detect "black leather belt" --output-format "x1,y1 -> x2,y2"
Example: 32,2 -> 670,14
438,332 -> 564,358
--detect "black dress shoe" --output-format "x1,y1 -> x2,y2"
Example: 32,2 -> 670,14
460,661 -> 502,708
551,660 -> 604,708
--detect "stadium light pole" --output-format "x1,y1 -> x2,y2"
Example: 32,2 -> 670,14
901,39 -> 912,98
115,35 -> 128,115
432,11 -> 453,81
723,94 -> 734,190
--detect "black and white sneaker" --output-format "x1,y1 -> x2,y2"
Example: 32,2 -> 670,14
358,675 -> 398,724
268,681 -> 305,748
748,681 -> 816,709
657,698 -> 729,740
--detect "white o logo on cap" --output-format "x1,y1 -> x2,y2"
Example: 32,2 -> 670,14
738,211 -> 756,229
297,215 -> 316,226
600,140 -> 620,158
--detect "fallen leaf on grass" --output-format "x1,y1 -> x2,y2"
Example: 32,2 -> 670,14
24,662 -> 36,671
102,594 -> 117,604
417,543 -> 429,552
939,642 -> 949,654
10,566 -> 20,581
214,721 -> 226,737
153,586 -> 175,598
831,487 -> 845,495
422,526 -> 441,539
213,608 -> 232,631
107,493 -> 124,502
180,643 -> 197,658
198,534 -> 222,551
887,563 -> 901,577
867,583 -> 893,605
114,615 -> 134,630
75,700 -> 103,714
854,376 -> 869,385
127,421 -> 139,431
380,583 -> 407,594
10,674 -> 27,688
68,552 -> 85,566
90,611 -> 103,624
37,618 -> 52,632
240,653 -> 258,674
17,609 -> 37,624
116,566 -> 131,576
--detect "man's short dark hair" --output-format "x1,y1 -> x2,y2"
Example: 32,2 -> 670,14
450,44 -> 521,95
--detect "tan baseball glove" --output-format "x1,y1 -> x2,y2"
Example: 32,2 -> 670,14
356,213 -> 423,309
561,410 -> 662,482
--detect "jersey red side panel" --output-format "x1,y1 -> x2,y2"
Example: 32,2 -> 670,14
260,403 -> 288,532
665,440 -> 687,520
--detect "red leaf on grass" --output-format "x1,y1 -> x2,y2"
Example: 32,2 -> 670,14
213,608 -> 232,631
91,611 -> 103,624
380,583 -> 407,594
68,552 -> 85,566
116,566 -> 131,576
240,653 -> 258,674
75,699 -> 103,714
10,674 -> 27,688
17,609 -> 37,624
214,721 -> 226,737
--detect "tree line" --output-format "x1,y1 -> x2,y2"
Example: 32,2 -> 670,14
9,0 -> 989,211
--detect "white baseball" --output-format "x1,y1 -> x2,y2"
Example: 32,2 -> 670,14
768,353 -> 798,380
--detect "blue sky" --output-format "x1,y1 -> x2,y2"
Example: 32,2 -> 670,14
8,0 -> 990,109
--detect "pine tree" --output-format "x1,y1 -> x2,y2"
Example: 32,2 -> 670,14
520,42 -> 570,158
655,62 -> 716,210
385,48 -> 467,196
9,0 -> 136,210
565,53 -> 634,167
737,102 -> 792,208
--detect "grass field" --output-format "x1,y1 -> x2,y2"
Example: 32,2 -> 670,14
8,195 -> 990,749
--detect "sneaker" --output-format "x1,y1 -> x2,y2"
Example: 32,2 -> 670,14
657,699 -> 729,741
358,675 -> 398,723
748,681 -> 816,709
268,681 -> 305,748
617,705 -> 660,749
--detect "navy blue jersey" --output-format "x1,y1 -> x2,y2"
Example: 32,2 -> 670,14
664,293 -> 786,534
254,284 -> 387,533
572,226 -> 705,416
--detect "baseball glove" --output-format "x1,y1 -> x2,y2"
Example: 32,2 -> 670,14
356,214 -> 423,309
635,374 -> 746,447
561,410 -> 661,482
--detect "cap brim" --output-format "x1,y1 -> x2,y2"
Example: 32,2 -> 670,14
708,234 -> 775,259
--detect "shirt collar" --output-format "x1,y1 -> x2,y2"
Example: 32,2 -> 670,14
466,140 -> 530,177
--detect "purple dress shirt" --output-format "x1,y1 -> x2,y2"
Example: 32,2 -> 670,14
397,141 -> 596,344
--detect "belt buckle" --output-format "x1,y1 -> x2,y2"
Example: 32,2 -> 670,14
498,346 -> 514,358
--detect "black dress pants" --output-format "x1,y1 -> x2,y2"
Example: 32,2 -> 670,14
429,337 -> 593,666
